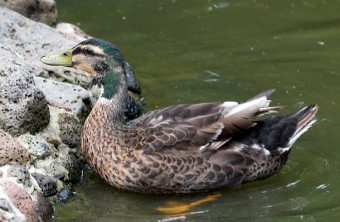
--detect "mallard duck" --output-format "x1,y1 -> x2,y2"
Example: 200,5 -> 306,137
41,38 -> 318,193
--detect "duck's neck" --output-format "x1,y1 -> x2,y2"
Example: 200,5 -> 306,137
95,60 -> 128,124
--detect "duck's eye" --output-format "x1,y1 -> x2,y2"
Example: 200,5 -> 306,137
63,52 -> 68,56
84,48 -> 95,55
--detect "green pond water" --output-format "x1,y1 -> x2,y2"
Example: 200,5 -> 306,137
55,0 -> 340,221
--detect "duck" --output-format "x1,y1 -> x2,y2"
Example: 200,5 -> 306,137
41,38 -> 318,193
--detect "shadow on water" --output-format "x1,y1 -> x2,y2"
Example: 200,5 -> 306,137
55,0 -> 340,221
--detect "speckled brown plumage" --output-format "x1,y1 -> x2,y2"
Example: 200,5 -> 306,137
42,38 -> 319,193
81,96 -> 317,193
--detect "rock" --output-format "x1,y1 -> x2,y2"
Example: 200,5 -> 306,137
0,70 -> 50,136
17,134 -> 53,161
38,67 -> 94,92
0,165 -> 54,221
31,173 -> 57,197
57,183 -> 74,202
60,153 -> 83,183
0,179 -> 39,222
0,7 -> 83,83
0,165 -> 38,195
0,189 -> 26,222
6,165 -> 32,188
56,22 -> 90,42
58,112 -> 82,148
125,62 -> 141,94
33,156 -> 67,181
0,130 -> 30,166
34,192 -> 53,222
0,5 -> 143,221
34,76 -> 91,117
38,106 -> 63,147
0,0 -> 58,25
38,106 -> 83,148
31,144 -> 82,183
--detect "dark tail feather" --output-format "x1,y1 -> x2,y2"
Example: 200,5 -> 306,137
255,104 -> 318,152
286,104 -> 318,148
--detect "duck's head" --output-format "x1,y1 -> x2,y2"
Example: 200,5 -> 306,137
41,38 -> 128,99
41,38 -> 125,76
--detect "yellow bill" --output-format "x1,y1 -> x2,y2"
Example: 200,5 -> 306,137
40,49 -> 73,66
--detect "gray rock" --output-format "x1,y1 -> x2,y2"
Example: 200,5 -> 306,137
32,144 -> 82,183
39,66 -> 95,89
0,12 -> 53,136
17,134 -> 53,160
34,76 -> 91,117
0,70 -> 50,136
0,195 -> 26,222
125,62 -> 141,94
61,153 -> 83,183
38,106 -> 83,148
0,6 -> 93,221
56,22 -> 90,42
0,198 -> 11,212
0,0 -> 58,25
6,165 -> 31,188
31,173 -> 57,197
0,7 -> 82,83
58,112 -> 81,148
33,156 -> 67,181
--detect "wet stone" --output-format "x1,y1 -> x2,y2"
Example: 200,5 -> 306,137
32,173 -> 57,197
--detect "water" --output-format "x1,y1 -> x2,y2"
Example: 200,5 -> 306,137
55,0 -> 340,221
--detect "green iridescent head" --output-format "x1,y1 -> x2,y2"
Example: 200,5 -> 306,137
41,38 -> 127,99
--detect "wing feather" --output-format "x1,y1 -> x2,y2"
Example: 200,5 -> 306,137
131,90 -> 280,155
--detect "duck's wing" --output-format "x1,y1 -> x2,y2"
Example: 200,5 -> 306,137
133,90 -> 278,127
131,102 -> 226,128
131,90 -> 282,154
